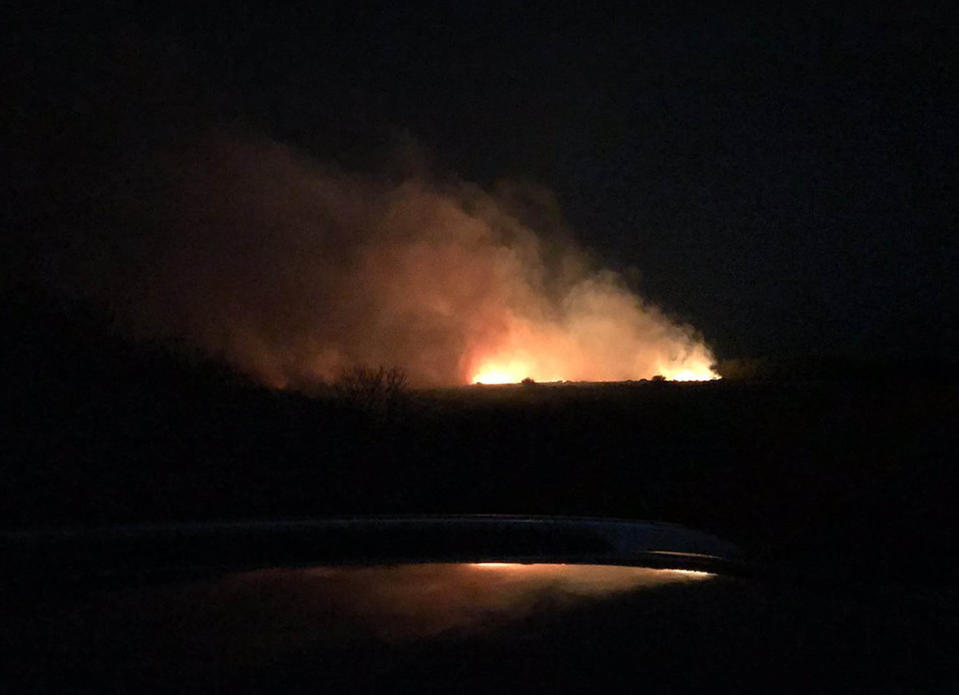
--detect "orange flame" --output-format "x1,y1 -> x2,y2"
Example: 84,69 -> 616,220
107,136 -> 722,388
472,359 -> 536,384
472,360 -> 718,384
468,318 -> 719,385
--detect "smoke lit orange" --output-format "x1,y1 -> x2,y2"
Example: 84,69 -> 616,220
105,135 -> 720,387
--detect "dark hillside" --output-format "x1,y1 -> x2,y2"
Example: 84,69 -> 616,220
3,290 -> 957,585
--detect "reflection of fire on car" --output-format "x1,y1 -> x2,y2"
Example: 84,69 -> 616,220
1,517 -> 951,693
1,515 -> 745,581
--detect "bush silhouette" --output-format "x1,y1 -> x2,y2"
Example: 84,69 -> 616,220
334,365 -> 408,415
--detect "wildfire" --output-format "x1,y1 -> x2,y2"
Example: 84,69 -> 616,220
471,360 -> 531,384
470,355 -> 718,385
465,298 -> 720,385
656,365 -> 719,382
115,136 -> 725,389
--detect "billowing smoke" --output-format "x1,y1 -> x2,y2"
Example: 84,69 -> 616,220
97,133 -> 716,387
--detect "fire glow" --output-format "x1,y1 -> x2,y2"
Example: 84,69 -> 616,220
472,362 -> 717,385
472,361 -> 534,385
91,562 -> 718,668
102,135 -> 720,388
216,563 -> 715,642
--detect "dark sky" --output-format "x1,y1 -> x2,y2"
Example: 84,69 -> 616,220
5,2 -> 957,361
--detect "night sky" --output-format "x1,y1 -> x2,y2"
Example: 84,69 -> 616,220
6,3 -> 956,363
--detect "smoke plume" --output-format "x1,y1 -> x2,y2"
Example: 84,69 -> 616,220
94,133 -> 716,387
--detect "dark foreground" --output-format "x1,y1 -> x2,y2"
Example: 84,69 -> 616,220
1,519 -> 954,693
4,564 -> 955,693
3,296 -> 959,691
5,317 -> 957,586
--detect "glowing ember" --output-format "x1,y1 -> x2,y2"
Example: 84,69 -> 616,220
657,366 -> 719,382
470,354 -> 718,384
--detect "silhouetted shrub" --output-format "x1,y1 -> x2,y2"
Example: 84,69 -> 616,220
521,377 -> 536,386
334,365 -> 409,416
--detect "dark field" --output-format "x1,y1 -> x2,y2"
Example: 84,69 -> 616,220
4,294 -> 959,692
5,293 -> 958,588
